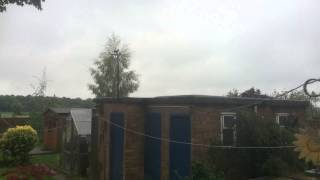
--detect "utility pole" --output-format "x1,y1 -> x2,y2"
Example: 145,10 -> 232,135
112,49 -> 121,99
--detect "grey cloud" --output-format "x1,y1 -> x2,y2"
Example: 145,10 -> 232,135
1,0 -> 320,98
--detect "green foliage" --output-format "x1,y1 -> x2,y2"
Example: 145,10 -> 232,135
0,95 -> 94,113
226,87 -> 271,98
29,112 -> 43,141
208,111 -> 304,179
262,157 -> 289,177
3,164 -> 56,179
240,87 -> 270,98
0,95 -> 94,138
0,0 -> 45,12
226,89 -> 239,97
272,89 -> 314,101
0,125 -> 38,165
272,90 -> 320,118
186,161 -> 224,180
30,154 -> 59,169
89,33 -> 139,97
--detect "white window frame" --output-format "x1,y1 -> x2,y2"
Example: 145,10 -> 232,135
220,112 -> 236,144
276,113 -> 289,127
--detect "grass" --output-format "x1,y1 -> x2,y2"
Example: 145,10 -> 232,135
0,152 -> 88,179
30,154 -> 60,169
0,112 -> 30,118
0,153 -> 59,180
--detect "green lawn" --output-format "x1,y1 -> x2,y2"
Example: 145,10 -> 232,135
0,153 -> 88,180
0,112 -> 30,118
30,153 -> 60,169
0,154 -> 59,180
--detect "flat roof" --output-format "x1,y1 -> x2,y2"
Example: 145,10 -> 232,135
94,95 -> 309,107
48,107 -> 71,114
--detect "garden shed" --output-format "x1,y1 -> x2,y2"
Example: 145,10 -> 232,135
91,95 -> 309,180
43,108 -> 71,151
60,108 -> 92,176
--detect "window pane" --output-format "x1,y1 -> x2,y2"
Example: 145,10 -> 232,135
224,116 -> 235,128
279,115 -> 295,127
279,115 -> 288,126
223,129 -> 234,145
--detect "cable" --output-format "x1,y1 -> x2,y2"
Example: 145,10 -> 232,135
107,118 -> 296,149
2,79 -> 317,149
102,79 -> 320,149
275,83 -> 305,99
222,79 -> 315,112
303,78 -> 320,98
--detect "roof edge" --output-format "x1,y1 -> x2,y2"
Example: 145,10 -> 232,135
94,95 -> 310,107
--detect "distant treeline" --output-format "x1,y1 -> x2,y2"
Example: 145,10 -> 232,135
0,95 -> 95,113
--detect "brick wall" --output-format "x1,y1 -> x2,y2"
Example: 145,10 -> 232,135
98,103 -> 145,180
95,100 -> 308,180
148,105 -> 190,180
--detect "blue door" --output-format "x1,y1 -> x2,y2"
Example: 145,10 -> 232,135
170,113 -> 191,180
144,112 -> 161,180
110,112 -> 124,180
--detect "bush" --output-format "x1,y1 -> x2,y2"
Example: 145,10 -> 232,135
3,164 -> 56,179
187,161 -> 224,180
262,157 -> 289,176
208,111 -> 305,179
0,125 -> 38,164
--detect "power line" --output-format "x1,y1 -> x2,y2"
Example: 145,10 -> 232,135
102,79 -> 320,149
303,78 -> 320,98
107,118 -> 296,149
2,78 -> 317,149
217,79 -> 314,112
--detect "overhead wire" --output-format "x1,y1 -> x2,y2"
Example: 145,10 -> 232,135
104,80 -> 319,149
2,78 -> 318,149
207,79 -> 316,112
107,118 -> 296,149
303,78 -> 320,98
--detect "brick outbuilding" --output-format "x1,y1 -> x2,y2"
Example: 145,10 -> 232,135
91,95 -> 309,180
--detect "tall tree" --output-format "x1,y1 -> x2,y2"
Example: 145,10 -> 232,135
226,87 -> 270,98
30,68 -> 48,97
89,34 -> 139,98
240,87 -> 270,98
0,0 -> 44,12
226,88 -> 239,97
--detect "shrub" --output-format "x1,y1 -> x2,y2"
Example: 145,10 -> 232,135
187,161 -> 224,180
0,125 -> 38,164
262,157 -> 289,176
3,164 -> 56,179
208,111 -> 305,179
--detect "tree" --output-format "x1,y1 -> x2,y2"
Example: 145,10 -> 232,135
226,89 -> 239,97
0,0 -> 44,12
272,89 -> 320,119
89,34 -> 139,98
240,87 -> 270,98
31,68 -> 48,97
226,87 -> 270,98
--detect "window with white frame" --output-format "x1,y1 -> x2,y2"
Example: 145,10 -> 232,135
220,112 -> 236,146
276,113 -> 292,127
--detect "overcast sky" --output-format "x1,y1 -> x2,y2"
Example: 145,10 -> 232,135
0,0 -> 319,98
